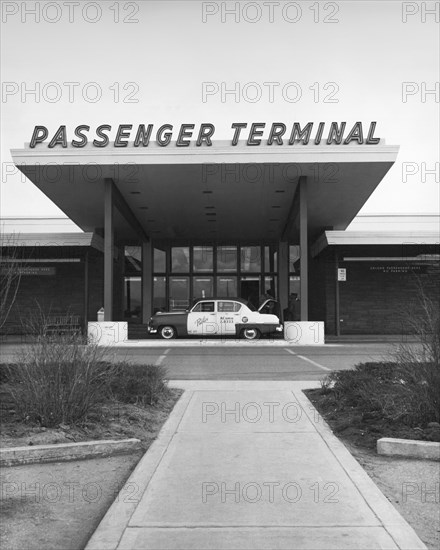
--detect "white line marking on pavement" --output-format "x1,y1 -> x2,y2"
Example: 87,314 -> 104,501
284,348 -> 331,371
155,348 -> 170,366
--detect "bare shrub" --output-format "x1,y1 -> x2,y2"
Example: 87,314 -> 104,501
396,275 -> 440,366
0,232 -> 23,332
7,334 -> 114,427
109,363 -> 169,406
321,361 -> 439,426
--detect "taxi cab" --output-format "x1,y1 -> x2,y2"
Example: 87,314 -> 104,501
148,298 -> 283,340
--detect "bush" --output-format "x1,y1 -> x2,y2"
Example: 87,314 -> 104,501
6,334 -> 113,427
109,362 -> 169,405
321,361 -> 440,426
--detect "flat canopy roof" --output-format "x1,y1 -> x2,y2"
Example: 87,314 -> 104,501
311,230 -> 440,257
0,232 -> 104,252
12,140 -> 399,243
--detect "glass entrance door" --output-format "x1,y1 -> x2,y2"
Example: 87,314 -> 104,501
240,277 -> 260,309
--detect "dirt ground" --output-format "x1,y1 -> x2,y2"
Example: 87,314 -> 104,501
345,442 -> 440,550
1,453 -> 143,550
0,388 -> 183,550
0,388 -> 183,450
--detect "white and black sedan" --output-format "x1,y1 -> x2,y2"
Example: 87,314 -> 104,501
148,298 -> 283,340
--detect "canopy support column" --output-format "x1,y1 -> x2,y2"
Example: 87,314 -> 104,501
142,241 -> 153,323
299,176 -> 308,321
104,179 -> 114,321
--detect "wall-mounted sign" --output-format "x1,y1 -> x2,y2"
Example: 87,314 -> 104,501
369,265 -> 428,274
337,268 -> 347,281
0,267 -> 57,276
29,121 -> 381,149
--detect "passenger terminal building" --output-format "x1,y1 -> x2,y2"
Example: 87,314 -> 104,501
2,126 -> 439,339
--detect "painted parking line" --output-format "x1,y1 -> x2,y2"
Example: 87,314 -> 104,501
284,348 -> 331,372
155,348 -> 170,366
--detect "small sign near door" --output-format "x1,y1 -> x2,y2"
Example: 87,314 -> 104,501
337,268 -> 347,281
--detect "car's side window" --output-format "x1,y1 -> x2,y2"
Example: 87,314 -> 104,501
218,301 -> 242,312
218,301 -> 233,312
200,301 -> 215,312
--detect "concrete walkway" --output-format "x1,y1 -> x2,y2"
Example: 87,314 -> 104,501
86,382 -> 426,550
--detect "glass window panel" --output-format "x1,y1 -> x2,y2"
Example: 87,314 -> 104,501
154,248 -> 166,273
153,276 -> 166,313
286,276 -> 301,321
217,246 -> 237,272
199,301 -> 215,312
264,276 -> 277,300
217,276 -> 237,297
218,301 -> 241,313
124,277 -> 141,319
193,277 -> 213,300
171,247 -> 190,273
169,277 -> 189,310
289,245 -> 300,273
124,246 -> 142,275
264,246 -> 278,273
241,246 -> 261,272
193,246 -> 213,272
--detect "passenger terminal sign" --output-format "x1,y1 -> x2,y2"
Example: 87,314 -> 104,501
29,122 -> 381,148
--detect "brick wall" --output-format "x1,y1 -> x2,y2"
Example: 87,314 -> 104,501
322,244 -> 440,335
2,247 -> 105,334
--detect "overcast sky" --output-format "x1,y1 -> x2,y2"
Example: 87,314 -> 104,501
1,0 -> 439,219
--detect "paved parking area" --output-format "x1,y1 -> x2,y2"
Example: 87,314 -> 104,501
0,342 -> 404,380
109,343 -> 401,380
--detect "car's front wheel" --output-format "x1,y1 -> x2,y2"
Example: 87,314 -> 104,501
159,325 -> 177,339
241,327 -> 261,340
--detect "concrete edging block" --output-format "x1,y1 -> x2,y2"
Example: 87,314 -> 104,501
284,321 -> 325,345
0,438 -> 141,467
88,322 -> 128,346
377,437 -> 440,461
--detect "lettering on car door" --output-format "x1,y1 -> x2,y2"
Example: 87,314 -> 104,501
218,301 -> 242,334
187,301 -> 218,335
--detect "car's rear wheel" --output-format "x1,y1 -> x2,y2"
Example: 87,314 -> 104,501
241,327 -> 261,340
159,325 -> 177,339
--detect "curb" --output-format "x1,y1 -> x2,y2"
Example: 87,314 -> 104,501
0,438 -> 141,467
378,437 -> 440,461
295,389 -> 427,550
85,390 -> 193,550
